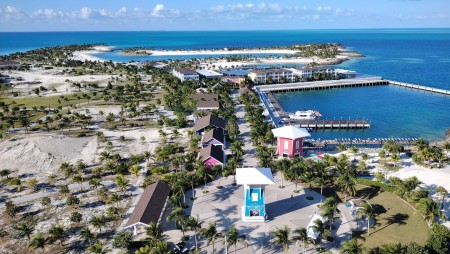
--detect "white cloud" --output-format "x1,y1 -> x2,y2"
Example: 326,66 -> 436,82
151,4 -> 165,17
313,14 -> 320,20
33,9 -> 65,19
0,5 -> 27,20
79,7 -> 92,19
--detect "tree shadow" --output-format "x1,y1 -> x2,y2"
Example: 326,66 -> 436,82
211,184 -> 239,202
372,204 -> 387,215
385,213 -> 409,226
309,186 -> 343,203
351,230 -> 367,242
80,200 -> 105,209
212,205 -> 239,229
355,187 -> 380,200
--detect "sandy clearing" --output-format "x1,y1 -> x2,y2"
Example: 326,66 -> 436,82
0,134 -> 98,181
6,68 -> 116,97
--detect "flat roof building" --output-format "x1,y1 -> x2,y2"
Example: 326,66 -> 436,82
172,68 -> 199,82
196,69 -> 223,80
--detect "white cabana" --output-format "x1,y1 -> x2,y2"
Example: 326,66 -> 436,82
307,214 -> 327,241
271,125 -> 311,140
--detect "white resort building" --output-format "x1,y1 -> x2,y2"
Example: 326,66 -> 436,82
172,68 -> 200,82
248,69 -> 295,84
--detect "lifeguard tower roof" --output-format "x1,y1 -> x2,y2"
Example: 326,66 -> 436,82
236,168 -> 275,185
271,125 -> 311,140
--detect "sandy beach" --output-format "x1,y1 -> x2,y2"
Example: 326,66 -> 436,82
145,48 -> 299,56
70,45 -> 114,62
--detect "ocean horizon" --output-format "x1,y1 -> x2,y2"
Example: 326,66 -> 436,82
1,28 -> 449,140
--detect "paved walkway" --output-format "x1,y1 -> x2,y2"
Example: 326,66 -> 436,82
235,102 -> 258,167
158,172 -> 356,254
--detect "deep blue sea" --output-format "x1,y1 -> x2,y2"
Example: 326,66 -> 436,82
0,29 -> 449,140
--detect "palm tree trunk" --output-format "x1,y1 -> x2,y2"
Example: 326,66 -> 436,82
367,219 -> 370,236
194,231 -> 198,249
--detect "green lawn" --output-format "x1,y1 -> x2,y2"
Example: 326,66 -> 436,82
353,186 -> 430,249
0,93 -> 101,108
311,184 -> 430,250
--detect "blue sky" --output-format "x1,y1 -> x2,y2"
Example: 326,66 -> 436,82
0,0 -> 449,31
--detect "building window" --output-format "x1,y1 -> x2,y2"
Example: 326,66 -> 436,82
252,193 -> 259,201
296,140 -> 299,149
284,140 -> 289,149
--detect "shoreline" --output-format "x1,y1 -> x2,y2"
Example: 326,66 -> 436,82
145,48 -> 299,56
70,45 -> 115,62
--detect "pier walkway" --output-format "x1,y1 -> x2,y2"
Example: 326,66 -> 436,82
387,80 -> 450,95
255,77 -> 450,96
303,137 -> 418,148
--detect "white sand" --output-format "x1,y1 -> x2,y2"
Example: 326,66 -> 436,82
0,134 -> 98,181
147,48 -> 298,56
7,68 -> 116,96
69,45 -> 114,62
389,157 -> 450,192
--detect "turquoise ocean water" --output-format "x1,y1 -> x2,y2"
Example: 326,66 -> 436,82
0,29 -> 449,140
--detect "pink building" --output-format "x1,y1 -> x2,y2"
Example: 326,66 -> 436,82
197,144 -> 224,169
271,125 -> 310,158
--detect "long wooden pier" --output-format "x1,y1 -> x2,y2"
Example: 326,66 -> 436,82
256,77 -> 450,96
304,137 -> 418,147
256,77 -> 388,93
290,119 -> 370,129
387,80 -> 450,95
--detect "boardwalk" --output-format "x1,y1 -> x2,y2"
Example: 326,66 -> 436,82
255,77 -> 450,96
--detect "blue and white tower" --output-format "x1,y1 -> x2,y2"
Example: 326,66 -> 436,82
236,168 -> 275,222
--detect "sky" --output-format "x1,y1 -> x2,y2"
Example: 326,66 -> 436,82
0,0 -> 449,31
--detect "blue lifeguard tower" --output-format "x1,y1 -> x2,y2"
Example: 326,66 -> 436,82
236,168 -> 275,222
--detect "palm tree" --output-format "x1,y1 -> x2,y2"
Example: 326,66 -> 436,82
292,227 -> 308,254
272,225 -> 290,254
435,186 -> 448,210
200,222 -> 222,254
91,214 -> 106,233
321,197 -> 341,236
314,172 -> 331,203
187,173 -> 199,200
380,243 -> 404,254
116,175 -> 129,194
29,234 -> 46,253
337,143 -> 347,152
145,222 -> 167,247
9,177 -> 22,192
80,227 -> 96,244
356,202 -> 376,236
310,219 -> 330,243
349,146 -> 359,161
340,239 -> 366,254
87,241 -> 109,254
416,198 -> 445,225
167,207 -> 186,237
186,215 -> 203,250
143,150 -> 153,166
89,178 -> 102,190
0,168 -> 11,180
17,222 -> 34,240
110,193 -> 121,208
336,174 -> 356,202
128,164 -> 140,177
224,227 -> 246,254
152,240 -> 171,254
72,174 -> 84,190
49,225 -> 66,246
